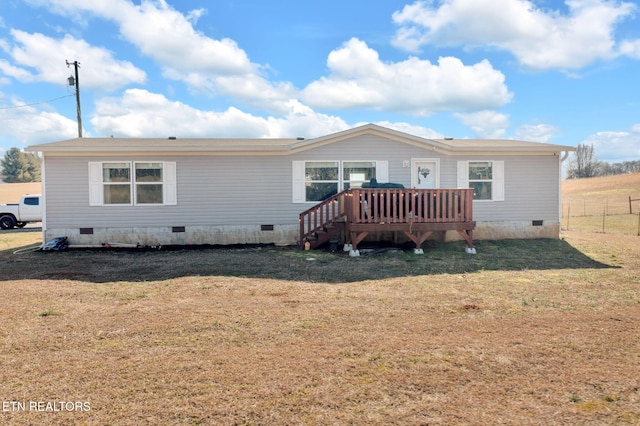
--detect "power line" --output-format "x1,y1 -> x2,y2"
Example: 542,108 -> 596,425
0,94 -> 75,110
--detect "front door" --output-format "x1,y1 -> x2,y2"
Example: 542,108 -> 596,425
412,159 -> 439,189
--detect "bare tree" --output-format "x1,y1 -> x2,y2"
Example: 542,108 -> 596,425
566,143 -> 599,179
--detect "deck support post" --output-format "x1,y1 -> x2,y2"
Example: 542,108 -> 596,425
456,229 -> 474,248
457,229 -> 476,253
349,231 -> 369,251
403,230 -> 433,252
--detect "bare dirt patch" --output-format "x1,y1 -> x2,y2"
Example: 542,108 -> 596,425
1,231 -> 639,425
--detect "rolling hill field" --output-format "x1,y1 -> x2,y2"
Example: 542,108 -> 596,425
0,182 -> 42,204
562,172 -> 640,235
562,172 -> 640,215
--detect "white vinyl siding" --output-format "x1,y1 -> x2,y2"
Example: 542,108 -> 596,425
457,160 -> 505,202
88,161 -> 177,206
292,160 -> 389,203
40,135 -> 561,233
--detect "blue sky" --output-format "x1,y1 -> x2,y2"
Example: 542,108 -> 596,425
1,0 -> 639,163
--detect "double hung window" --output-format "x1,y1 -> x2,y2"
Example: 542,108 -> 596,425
457,160 -> 504,201
304,161 -> 339,202
342,162 -> 376,189
293,160 -> 388,203
89,161 -> 177,206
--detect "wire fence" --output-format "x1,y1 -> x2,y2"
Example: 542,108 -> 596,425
562,196 -> 640,235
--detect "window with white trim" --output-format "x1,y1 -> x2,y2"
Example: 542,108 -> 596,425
305,161 -> 339,202
89,161 -> 177,206
292,160 -> 388,203
343,161 -> 376,189
457,160 -> 504,201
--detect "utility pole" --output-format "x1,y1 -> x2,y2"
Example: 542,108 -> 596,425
66,60 -> 82,138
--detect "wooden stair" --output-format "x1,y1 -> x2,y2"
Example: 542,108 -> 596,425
300,188 -> 476,252
299,191 -> 347,249
304,222 -> 345,249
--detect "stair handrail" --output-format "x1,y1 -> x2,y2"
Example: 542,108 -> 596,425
299,190 -> 349,246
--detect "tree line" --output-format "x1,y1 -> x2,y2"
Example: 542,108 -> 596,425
566,143 -> 640,179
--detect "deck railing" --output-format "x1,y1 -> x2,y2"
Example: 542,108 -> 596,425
345,188 -> 473,224
299,188 -> 474,247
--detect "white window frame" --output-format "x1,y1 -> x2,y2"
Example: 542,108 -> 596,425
89,161 -> 177,206
342,161 -> 380,190
292,160 -> 389,203
457,160 -> 504,202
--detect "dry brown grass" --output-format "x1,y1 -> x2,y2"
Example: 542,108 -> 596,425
563,172 -> 640,197
562,172 -> 640,216
0,182 -> 42,204
1,230 -> 639,425
562,173 -> 640,235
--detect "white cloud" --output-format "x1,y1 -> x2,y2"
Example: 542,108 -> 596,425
92,89 -> 269,138
368,121 -> 443,139
24,0 -> 253,75
582,125 -> 640,163
301,38 -> 512,115
0,101 -> 79,146
90,89 -> 349,139
22,0 -> 298,113
22,2 -> 513,117
454,110 -> 510,139
1,30 -> 146,90
211,74 -> 297,114
0,59 -> 34,81
90,89 -> 444,140
116,2 -> 253,77
619,39 -> 640,59
392,0 -> 639,71
514,123 -> 560,143
263,100 -> 350,139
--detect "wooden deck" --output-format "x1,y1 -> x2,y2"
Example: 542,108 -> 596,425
299,188 -> 475,251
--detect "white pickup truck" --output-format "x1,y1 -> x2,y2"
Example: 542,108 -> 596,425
0,194 -> 42,229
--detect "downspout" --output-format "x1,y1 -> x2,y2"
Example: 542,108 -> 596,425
558,151 -> 570,233
40,153 -> 46,244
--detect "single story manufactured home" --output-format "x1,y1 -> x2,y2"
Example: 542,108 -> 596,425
26,124 -> 574,252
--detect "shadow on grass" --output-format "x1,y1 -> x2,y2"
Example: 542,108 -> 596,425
0,237 -> 616,284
